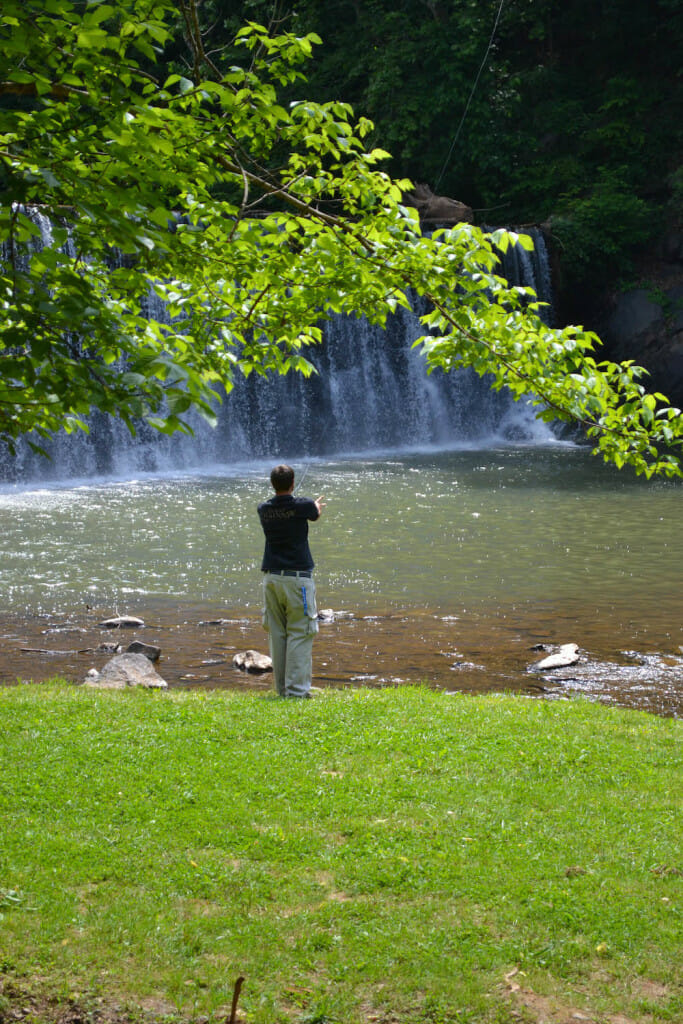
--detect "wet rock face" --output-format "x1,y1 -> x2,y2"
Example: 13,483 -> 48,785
597,225 -> 683,407
602,285 -> 683,405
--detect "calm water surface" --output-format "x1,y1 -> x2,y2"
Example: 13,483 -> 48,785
0,447 -> 681,713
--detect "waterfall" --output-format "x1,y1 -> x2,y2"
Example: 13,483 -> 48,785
497,226 -> 555,325
0,225 -> 557,483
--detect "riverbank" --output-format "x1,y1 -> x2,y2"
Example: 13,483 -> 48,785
1,601 -> 682,716
1,685 -> 681,1024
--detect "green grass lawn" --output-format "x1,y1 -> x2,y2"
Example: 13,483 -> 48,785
0,684 -> 681,1024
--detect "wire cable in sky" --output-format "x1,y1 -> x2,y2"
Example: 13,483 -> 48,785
434,0 -> 506,193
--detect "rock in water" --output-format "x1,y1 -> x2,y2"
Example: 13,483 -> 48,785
83,652 -> 167,689
126,640 -> 161,661
98,615 -> 145,629
233,650 -> 273,674
532,643 -> 580,671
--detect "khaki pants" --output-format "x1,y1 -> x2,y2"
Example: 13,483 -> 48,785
262,573 -> 318,697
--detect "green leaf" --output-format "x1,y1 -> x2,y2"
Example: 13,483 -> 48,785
77,27 -> 110,49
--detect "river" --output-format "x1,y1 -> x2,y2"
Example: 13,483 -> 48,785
0,445 -> 681,714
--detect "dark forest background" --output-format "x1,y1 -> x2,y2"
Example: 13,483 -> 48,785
170,0 -> 682,329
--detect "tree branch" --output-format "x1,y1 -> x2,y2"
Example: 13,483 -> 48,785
0,81 -> 89,99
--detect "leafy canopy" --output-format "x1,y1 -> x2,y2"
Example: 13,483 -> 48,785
0,0 -> 681,476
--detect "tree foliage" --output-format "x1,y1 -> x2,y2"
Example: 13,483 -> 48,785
0,0 -> 681,476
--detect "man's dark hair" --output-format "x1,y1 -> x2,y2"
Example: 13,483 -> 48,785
271,464 -> 294,492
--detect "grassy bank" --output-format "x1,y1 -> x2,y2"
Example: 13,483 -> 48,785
0,685 -> 681,1024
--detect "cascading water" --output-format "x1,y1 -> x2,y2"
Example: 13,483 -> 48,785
0,222 -> 557,483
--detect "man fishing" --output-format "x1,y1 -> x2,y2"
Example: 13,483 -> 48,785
258,464 -> 326,698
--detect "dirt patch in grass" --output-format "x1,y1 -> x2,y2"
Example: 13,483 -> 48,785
503,968 -> 673,1024
0,980 -> 197,1024
630,979 -> 670,1002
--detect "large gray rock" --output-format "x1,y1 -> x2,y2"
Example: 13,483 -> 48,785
84,652 -> 167,689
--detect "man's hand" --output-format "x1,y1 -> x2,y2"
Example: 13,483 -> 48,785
315,495 -> 326,514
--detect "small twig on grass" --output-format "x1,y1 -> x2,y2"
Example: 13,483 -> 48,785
228,976 -> 245,1024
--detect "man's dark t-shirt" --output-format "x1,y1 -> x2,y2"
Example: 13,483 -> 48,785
258,494 -> 320,571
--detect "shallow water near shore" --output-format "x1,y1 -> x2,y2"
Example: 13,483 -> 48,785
0,446 -> 681,714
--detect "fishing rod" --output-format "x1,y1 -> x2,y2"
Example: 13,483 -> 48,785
294,458 -> 314,493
